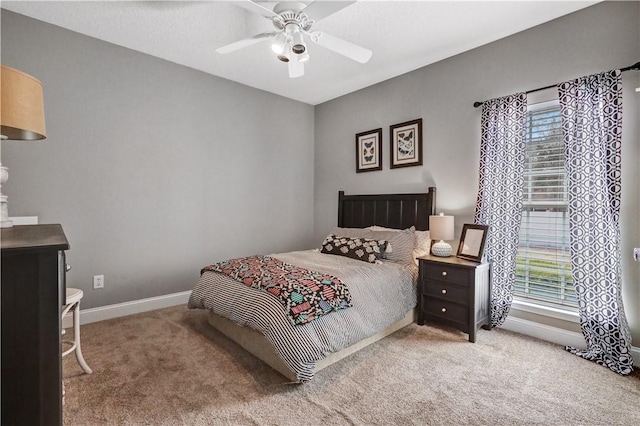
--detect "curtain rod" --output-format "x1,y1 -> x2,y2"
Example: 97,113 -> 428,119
473,61 -> 640,108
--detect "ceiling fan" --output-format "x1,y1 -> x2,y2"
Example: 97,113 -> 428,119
216,1 -> 372,78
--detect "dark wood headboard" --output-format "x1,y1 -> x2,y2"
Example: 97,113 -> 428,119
337,187 -> 436,231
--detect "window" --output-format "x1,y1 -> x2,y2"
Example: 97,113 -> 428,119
514,100 -> 576,310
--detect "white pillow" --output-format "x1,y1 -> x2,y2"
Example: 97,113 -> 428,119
367,226 -> 431,265
414,230 -> 431,257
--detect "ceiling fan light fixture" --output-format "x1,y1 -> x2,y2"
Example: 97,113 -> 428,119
291,31 -> 306,54
278,38 -> 292,62
298,50 -> 310,62
271,32 -> 287,54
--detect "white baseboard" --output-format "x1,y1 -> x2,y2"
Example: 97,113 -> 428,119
501,315 -> 640,367
67,290 -> 640,368
501,315 -> 587,348
63,290 -> 191,328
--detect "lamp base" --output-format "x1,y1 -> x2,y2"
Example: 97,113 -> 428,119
0,194 -> 13,228
431,240 -> 452,257
0,162 -> 13,228
1,211 -> 13,228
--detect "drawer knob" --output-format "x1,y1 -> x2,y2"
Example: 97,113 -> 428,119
441,289 -> 447,294
441,307 -> 447,313
441,271 -> 447,276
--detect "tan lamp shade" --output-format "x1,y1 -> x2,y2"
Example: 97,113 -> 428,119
429,214 -> 454,241
1,65 -> 46,140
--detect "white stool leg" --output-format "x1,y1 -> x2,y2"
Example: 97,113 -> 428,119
73,300 -> 92,374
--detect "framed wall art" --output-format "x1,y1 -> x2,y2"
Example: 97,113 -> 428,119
355,128 -> 383,173
456,224 -> 489,262
390,118 -> 423,169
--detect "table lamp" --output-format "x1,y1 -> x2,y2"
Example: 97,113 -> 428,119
429,213 -> 454,257
1,65 -> 47,228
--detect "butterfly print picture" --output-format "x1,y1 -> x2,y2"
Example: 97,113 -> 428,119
355,128 -> 382,173
390,118 -> 422,169
397,130 -> 414,157
363,141 -> 375,162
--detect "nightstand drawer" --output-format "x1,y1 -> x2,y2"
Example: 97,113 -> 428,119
422,297 -> 468,324
423,264 -> 469,286
423,281 -> 468,304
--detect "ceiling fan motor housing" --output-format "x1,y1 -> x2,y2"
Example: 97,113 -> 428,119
271,1 -> 313,57
273,2 -> 308,19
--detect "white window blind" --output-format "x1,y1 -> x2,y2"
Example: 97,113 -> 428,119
514,101 -> 577,309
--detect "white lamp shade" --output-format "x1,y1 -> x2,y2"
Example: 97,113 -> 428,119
1,65 -> 46,140
429,214 -> 454,241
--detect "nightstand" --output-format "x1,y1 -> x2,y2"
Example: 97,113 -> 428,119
417,254 -> 490,342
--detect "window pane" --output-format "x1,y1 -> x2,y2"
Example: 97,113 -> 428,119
515,105 -> 576,309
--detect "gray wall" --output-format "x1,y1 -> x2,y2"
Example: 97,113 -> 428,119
314,1 -> 640,341
1,11 -> 316,309
2,3 -> 639,342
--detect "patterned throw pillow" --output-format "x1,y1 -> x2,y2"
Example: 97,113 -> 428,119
320,234 -> 388,263
330,227 -> 416,266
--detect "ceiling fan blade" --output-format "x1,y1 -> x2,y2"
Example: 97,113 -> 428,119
288,57 -> 305,78
301,1 -> 356,22
310,31 -> 372,64
235,0 -> 279,19
215,32 -> 277,54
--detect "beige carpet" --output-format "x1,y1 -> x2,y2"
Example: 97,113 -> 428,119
62,305 -> 640,425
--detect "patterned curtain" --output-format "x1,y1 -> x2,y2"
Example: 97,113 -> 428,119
474,93 -> 528,327
558,70 -> 634,375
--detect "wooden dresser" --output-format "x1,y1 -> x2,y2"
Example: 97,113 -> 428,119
1,224 -> 68,426
417,254 -> 490,342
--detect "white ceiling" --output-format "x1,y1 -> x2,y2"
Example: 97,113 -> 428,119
2,0 -> 599,105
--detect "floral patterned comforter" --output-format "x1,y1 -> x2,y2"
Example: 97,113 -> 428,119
201,255 -> 351,325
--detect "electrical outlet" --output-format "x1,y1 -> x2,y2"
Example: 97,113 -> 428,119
634,248 -> 640,262
93,275 -> 104,289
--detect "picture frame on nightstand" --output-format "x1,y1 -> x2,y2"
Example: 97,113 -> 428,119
456,224 -> 488,262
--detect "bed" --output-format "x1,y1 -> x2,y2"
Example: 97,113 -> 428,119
188,188 -> 437,382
